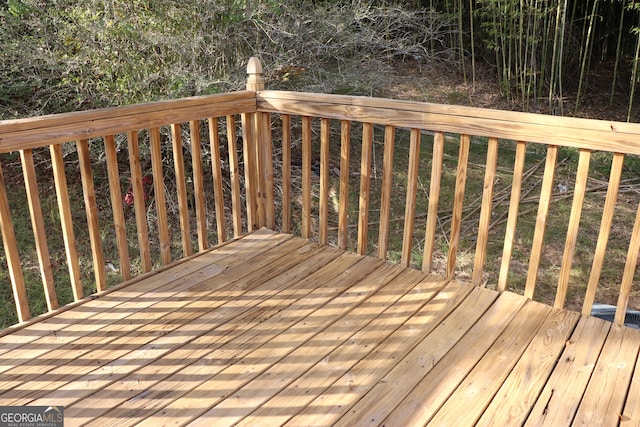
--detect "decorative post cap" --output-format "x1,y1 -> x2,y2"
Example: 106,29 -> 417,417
246,57 -> 264,91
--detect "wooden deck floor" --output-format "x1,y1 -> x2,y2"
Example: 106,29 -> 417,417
1,228 -> 639,426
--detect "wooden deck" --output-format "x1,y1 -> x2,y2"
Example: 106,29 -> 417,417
0,228 -> 639,426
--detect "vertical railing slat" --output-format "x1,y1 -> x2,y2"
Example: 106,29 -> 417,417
261,112 -> 275,229
616,200 -> 640,326
226,116 -> 243,238
127,131 -> 152,272
378,125 -> 395,260
357,123 -> 374,255
401,129 -> 421,267
281,115 -> 292,234
583,152 -> 624,315
338,120 -> 351,250
555,149 -> 591,309
50,143 -> 84,299
20,149 -> 58,311
0,163 -> 30,322
423,131 -> 444,273
77,139 -> 107,292
171,124 -> 193,256
471,137 -> 499,287
446,134 -> 470,279
525,144 -> 558,300
190,120 -> 208,251
319,118 -> 330,245
301,116 -> 312,239
104,135 -> 132,279
208,118 -> 227,243
149,128 -> 172,265
497,141 -> 527,292
241,112 -> 258,230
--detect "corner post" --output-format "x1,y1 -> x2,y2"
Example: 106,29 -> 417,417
243,57 -> 273,230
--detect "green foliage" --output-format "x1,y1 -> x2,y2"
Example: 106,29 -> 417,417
1,0 -> 453,119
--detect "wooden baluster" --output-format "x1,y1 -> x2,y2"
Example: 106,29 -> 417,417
104,135 -> 132,279
50,143 -> 83,299
77,139 -> 107,292
20,149 -> 58,311
281,114 -> 292,234
241,111 -> 258,230
423,131 -> 444,273
227,116 -> 243,238
190,120 -> 208,251
401,129 -> 421,268
378,125 -> 395,260
127,131 -> 152,272
525,144 -> 558,300
497,141 -> 527,292
357,123 -> 374,256
171,124 -> 193,256
260,112 -> 275,229
208,118 -> 227,243
0,162 -> 30,322
613,198 -> 640,326
556,149 -> 591,308
616,199 -> 640,326
149,128 -> 171,264
319,118 -> 330,245
301,116 -> 312,239
338,120 -> 351,250
446,134 -> 470,280
583,152 -> 624,315
472,137 -> 499,287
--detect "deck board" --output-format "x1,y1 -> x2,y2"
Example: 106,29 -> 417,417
1,230 -> 639,426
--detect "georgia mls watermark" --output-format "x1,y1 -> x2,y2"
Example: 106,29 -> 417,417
0,406 -> 63,427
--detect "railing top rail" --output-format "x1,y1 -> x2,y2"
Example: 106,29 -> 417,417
0,91 -> 256,152
257,90 -> 640,155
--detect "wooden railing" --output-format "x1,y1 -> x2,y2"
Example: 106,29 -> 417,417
2,57 -> 640,330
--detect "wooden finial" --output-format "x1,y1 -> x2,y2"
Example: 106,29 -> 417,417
246,57 -> 264,91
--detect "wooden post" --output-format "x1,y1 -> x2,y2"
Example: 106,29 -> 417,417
244,57 -> 273,230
